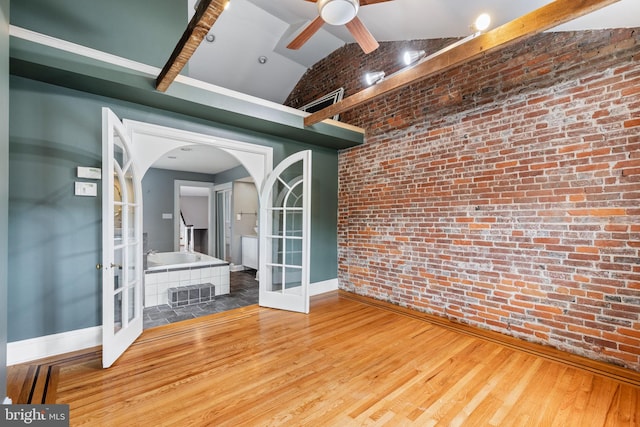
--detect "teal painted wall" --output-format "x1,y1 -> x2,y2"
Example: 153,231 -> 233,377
9,76 -> 338,342
10,0 -> 186,68
0,0 -> 9,398
9,77 -> 102,342
214,165 -> 251,184
309,149 -> 339,283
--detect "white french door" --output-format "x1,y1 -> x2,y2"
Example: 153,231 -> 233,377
101,108 -> 144,368
259,150 -> 312,314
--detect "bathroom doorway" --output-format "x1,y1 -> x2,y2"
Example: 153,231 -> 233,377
103,110 -> 311,365
174,180 -> 214,255
214,183 -> 232,263
125,120 -> 267,329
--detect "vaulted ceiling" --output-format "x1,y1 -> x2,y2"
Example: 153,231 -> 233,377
185,0 -> 640,104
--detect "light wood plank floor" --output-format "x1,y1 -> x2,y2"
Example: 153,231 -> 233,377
8,291 -> 640,426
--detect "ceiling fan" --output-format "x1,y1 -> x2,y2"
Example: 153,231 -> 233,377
287,0 -> 393,54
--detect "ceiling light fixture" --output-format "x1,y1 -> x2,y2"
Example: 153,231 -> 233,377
474,13 -> 491,32
317,0 -> 359,26
205,34 -> 215,43
364,71 -> 385,86
258,56 -> 268,64
366,12 -> 492,89
402,50 -> 426,66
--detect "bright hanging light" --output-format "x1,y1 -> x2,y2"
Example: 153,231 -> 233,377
402,50 -> 426,66
474,13 -> 491,32
318,0 -> 359,26
364,71 -> 385,86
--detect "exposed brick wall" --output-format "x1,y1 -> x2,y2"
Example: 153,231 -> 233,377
287,28 -> 640,371
286,38 -> 455,109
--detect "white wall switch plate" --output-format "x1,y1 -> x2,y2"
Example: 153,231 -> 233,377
77,166 -> 102,179
75,181 -> 98,197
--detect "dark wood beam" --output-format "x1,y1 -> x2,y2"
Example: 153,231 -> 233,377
304,0 -> 621,127
156,0 -> 227,92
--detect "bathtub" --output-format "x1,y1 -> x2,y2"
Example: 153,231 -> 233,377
144,251 -> 230,307
146,251 -> 226,270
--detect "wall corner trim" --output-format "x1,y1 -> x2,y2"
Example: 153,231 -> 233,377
7,278 -> 338,365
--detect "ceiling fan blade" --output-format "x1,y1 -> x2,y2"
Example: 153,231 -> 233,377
345,16 -> 379,54
287,16 -> 325,50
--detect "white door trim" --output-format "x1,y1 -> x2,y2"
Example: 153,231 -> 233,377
123,119 -> 273,191
173,180 -> 215,253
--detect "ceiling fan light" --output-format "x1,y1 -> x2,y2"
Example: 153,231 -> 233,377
318,0 -> 359,26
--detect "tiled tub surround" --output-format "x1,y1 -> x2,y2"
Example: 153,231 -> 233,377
144,251 -> 230,308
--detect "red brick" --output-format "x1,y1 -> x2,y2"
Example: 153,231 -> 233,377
308,30 -> 640,372
625,118 -> 640,128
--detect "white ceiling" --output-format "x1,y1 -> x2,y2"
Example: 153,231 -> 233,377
152,144 -> 241,175
153,0 -> 639,176
187,0 -> 640,104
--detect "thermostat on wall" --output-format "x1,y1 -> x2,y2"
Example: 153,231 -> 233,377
77,166 -> 102,179
75,181 -> 98,197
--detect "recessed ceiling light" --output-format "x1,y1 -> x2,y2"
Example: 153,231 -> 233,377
258,56 -> 268,64
205,34 -> 215,43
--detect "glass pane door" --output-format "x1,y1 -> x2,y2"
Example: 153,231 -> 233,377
102,108 -> 143,368
259,151 -> 311,313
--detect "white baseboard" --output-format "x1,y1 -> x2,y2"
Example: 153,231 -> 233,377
7,278 -> 338,365
310,278 -> 338,296
7,326 -> 101,366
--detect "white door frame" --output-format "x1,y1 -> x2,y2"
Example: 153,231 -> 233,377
124,120 -> 274,262
213,182 -> 233,261
173,180 -> 214,254
124,120 -> 273,191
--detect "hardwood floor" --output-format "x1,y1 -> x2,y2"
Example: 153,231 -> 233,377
8,291 -> 640,426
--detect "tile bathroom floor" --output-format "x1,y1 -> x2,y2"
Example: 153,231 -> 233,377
143,270 -> 258,329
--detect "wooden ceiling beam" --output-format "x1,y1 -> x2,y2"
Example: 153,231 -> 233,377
156,0 -> 227,92
304,0 -> 620,127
